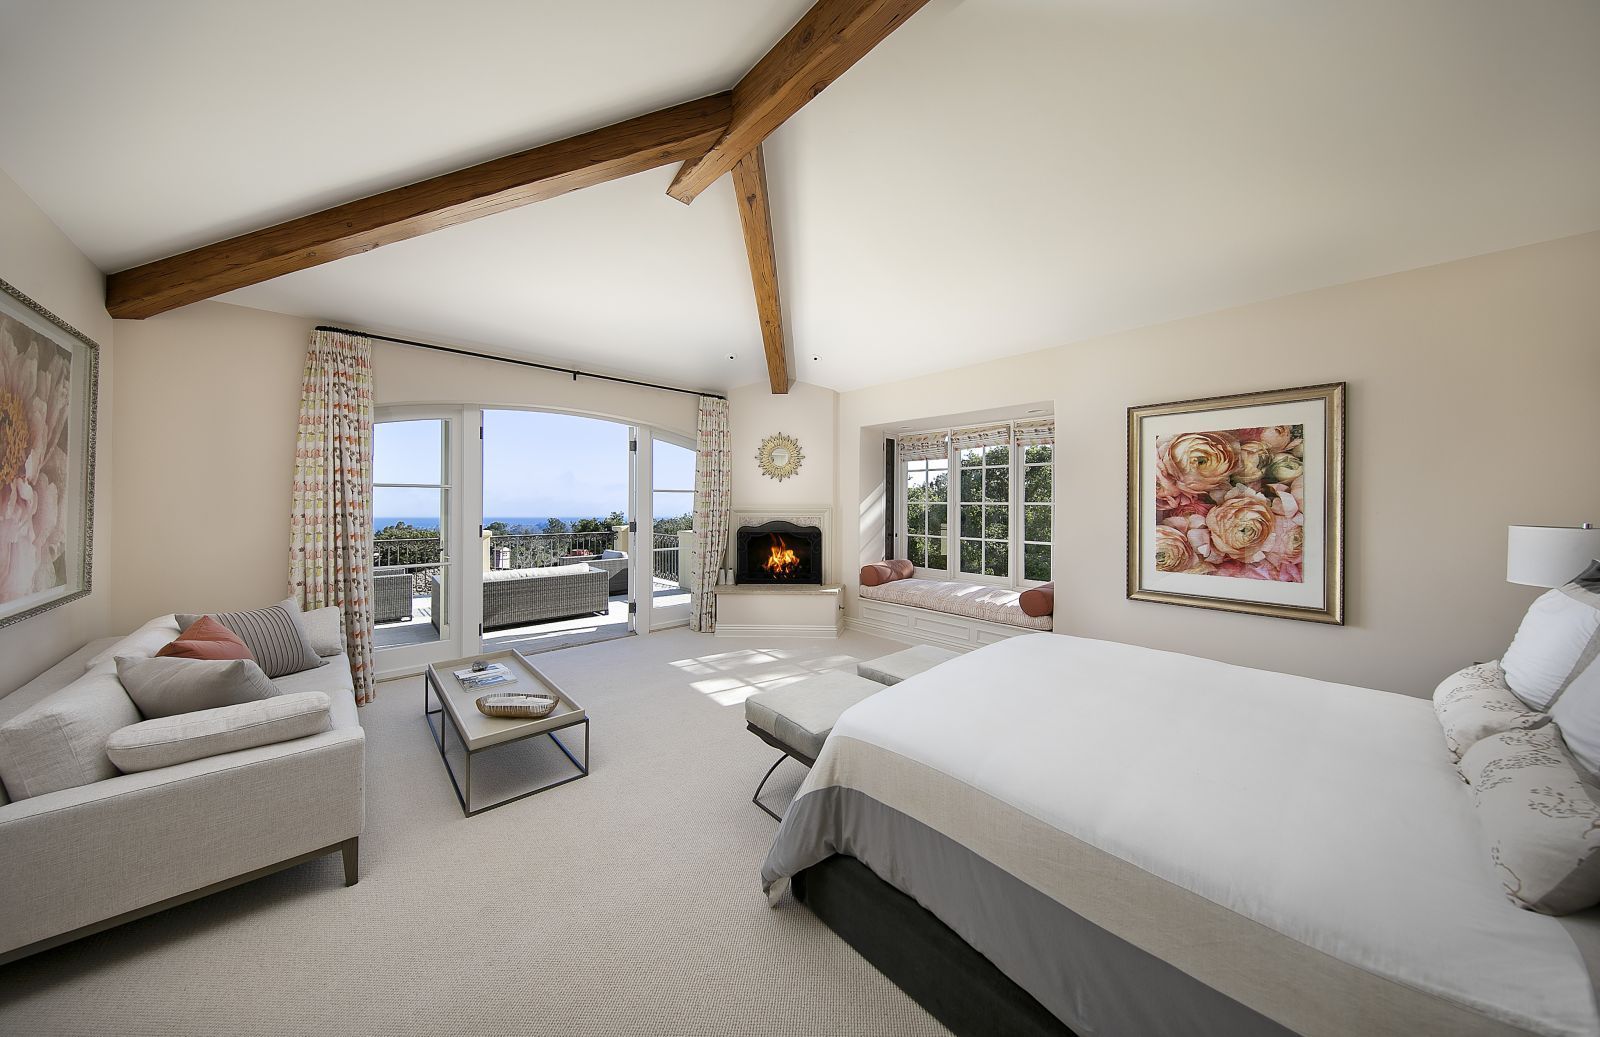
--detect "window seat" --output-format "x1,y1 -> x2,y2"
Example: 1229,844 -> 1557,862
859,578 -> 1052,632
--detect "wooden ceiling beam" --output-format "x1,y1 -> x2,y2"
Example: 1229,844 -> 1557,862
106,93 -> 734,319
732,145 -> 789,394
666,0 -> 931,205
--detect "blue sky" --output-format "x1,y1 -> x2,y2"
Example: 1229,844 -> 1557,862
374,411 -> 694,520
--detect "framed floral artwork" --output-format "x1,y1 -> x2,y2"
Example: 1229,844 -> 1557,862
0,277 -> 99,628
1127,382 -> 1344,624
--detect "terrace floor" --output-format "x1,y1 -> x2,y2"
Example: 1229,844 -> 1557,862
374,579 -> 691,655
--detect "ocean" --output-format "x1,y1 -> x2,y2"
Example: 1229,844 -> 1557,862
373,516 -> 616,532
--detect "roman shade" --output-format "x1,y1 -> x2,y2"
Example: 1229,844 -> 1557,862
1013,417 -> 1055,447
950,423 -> 1010,452
897,432 -> 948,462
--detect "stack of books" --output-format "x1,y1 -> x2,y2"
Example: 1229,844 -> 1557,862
453,662 -> 517,689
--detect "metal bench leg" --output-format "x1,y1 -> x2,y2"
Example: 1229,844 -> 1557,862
752,753 -> 790,821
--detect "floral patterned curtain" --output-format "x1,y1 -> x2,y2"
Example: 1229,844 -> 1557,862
690,396 -> 732,632
288,329 -> 375,703
949,423 -> 1011,452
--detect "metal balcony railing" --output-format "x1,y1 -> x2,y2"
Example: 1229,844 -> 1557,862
487,530 -> 617,570
652,533 -> 682,583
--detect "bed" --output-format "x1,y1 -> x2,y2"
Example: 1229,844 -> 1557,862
762,633 -> 1600,1037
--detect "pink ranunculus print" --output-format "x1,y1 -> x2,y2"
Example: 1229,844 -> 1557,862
0,323 -> 71,603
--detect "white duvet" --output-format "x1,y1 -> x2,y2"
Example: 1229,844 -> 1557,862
830,633 -> 1600,1037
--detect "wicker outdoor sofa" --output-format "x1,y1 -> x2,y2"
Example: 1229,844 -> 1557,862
431,563 -> 609,632
373,569 -> 414,624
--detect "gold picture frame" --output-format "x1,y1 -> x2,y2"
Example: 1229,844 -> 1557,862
1127,382 -> 1344,624
755,432 -> 804,482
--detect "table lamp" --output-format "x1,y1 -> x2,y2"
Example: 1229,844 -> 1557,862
1507,523 -> 1600,588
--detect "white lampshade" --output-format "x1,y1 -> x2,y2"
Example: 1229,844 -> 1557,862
1507,524 -> 1600,588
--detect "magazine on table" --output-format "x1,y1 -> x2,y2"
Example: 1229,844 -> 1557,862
453,663 -> 517,689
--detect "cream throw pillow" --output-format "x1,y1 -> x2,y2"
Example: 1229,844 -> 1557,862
1460,725 -> 1600,915
115,657 -> 279,719
1432,662 -> 1548,761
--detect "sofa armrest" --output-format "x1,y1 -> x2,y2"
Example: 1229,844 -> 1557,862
0,726 -> 364,956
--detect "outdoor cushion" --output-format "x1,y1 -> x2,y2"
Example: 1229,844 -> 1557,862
156,615 -> 254,661
745,671 -> 884,761
0,672 -> 142,800
858,644 -> 961,686
177,599 -> 325,679
106,692 -> 333,773
116,657 -> 280,719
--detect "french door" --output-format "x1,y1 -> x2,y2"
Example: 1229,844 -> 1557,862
374,405 -> 667,678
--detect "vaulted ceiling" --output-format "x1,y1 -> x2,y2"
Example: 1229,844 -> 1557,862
1,0 -> 1597,391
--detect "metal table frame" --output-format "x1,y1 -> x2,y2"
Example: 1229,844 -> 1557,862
424,668 -> 590,817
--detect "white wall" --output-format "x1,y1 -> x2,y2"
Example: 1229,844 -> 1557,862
107,302 -> 702,630
838,232 -> 1600,696
111,302 -> 315,630
0,168 -> 115,695
727,380 -> 838,578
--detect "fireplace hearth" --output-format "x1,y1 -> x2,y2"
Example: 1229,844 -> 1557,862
735,520 -> 823,585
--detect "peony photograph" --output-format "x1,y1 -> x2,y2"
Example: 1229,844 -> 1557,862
1154,424 -> 1305,583
0,279 -> 98,628
1128,383 -> 1344,624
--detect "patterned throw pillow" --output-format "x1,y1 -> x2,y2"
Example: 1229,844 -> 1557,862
175,599 -> 324,679
1432,662 -> 1549,762
1459,725 -> 1600,915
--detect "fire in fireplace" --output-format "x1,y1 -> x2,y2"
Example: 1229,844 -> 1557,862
735,520 -> 822,585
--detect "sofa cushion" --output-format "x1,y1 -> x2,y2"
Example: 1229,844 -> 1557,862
116,657 -> 279,719
84,615 -> 182,674
300,606 -> 346,658
176,599 -> 324,678
0,672 -> 142,800
106,692 -> 333,773
156,616 -> 254,661
859,577 -> 1053,631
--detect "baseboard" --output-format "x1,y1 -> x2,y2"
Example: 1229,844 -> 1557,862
714,622 -> 841,639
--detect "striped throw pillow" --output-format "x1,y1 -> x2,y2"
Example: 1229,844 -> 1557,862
175,599 -> 324,679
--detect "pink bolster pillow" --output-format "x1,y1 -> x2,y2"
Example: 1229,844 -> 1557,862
860,559 -> 915,587
1019,582 -> 1055,618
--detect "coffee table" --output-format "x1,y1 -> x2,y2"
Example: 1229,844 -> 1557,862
424,650 -> 589,816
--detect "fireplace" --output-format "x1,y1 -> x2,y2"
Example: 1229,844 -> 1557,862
735,520 -> 823,585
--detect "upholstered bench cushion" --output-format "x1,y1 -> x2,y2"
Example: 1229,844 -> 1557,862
859,577 -> 1053,630
858,644 -> 961,686
745,672 -> 884,761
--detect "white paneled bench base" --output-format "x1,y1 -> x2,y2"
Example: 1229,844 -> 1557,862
849,597 -> 1040,652
713,584 -> 844,638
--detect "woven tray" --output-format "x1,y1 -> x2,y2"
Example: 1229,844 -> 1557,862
475,692 -> 560,719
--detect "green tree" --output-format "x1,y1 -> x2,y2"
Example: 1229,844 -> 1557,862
543,517 -> 568,534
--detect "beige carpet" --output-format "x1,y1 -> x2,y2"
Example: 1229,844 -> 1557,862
0,629 -> 949,1037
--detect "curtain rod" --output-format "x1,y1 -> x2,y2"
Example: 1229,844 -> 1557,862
314,325 -> 726,401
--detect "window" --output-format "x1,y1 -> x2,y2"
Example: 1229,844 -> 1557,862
1021,441 -> 1053,581
897,418 -> 1053,588
958,443 -> 1010,578
904,456 -> 948,570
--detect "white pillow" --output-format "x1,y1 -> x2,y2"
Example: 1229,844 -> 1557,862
106,692 -> 332,773
83,615 -> 182,674
1501,562 -> 1600,709
301,606 -> 346,657
1432,662 -> 1548,761
1553,656 -> 1600,777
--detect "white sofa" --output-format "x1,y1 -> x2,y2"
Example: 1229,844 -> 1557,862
0,615 -> 366,965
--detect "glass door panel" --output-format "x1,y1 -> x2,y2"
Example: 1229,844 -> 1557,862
372,417 -> 454,669
650,436 -> 696,628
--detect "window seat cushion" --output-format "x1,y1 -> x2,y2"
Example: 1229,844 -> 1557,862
859,577 -> 1052,631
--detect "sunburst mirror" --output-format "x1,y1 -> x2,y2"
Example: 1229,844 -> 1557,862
756,433 -> 804,481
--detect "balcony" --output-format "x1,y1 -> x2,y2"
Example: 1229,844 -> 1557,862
372,530 -> 693,652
